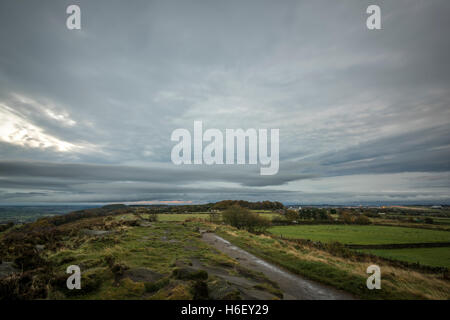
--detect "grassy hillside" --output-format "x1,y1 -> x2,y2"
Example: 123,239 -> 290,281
0,213 -> 282,300
1,209 -> 449,300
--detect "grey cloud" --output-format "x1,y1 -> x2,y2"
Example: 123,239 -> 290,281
0,0 -> 449,204
313,124 -> 450,176
0,160 -> 314,187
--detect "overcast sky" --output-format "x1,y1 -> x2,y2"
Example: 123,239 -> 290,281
0,0 -> 449,205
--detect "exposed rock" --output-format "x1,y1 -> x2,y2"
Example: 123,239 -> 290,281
123,268 -> 163,283
172,267 -> 208,281
0,261 -> 19,278
208,279 -> 242,300
81,229 -> 113,236
239,288 -> 280,300
174,259 -> 192,267
183,245 -> 198,251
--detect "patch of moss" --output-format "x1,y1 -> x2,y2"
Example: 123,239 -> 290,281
144,277 -> 170,293
253,283 -> 283,299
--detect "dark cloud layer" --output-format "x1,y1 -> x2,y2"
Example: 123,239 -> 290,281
0,161 -> 315,187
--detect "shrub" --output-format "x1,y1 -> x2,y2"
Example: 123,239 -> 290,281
13,244 -> 47,271
285,210 -> 299,223
221,205 -> 271,233
191,280 -> 208,300
325,242 -> 353,258
339,212 -> 353,224
1,270 -> 52,300
0,274 -> 20,300
354,215 -> 371,225
0,222 -> 14,233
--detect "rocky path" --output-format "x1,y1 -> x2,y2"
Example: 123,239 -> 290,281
202,232 -> 355,300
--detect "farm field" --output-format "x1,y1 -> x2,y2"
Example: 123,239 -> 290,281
153,212 -> 278,222
268,225 -> 450,245
157,213 -> 210,221
358,247 -> 450,268
434,217 -> 450,225
255,213 -> 281,220
372,219 -> 450,231
385,215 -> 450,225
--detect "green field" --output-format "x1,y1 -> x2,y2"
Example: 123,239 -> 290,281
386,215 -> 450,225
433,217 -> 450,225
157,213 -> 210,221
268,225 -> 450,245
257,213 -> 281,220
358,247 -> 450,268
156,213 -> 278,222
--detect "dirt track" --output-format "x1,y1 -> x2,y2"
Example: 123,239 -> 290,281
202,232 -> 355,300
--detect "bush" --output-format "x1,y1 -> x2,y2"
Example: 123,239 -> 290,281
339,212 -> 353,224
148,213 -> 158,222
191,280 -> 209,300
221,205 -> 271,233
0,222 -> 14,233
325,242 -> 353,258
144,278 -> 170,293
354,215 -> 371,225
285,210 -> 299,223
13,244 -> 47,271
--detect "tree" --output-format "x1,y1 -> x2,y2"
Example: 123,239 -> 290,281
285,210 -> 299,223
221,205 -> 271,233
339,211 -> 353,224
354,215 -> 371,225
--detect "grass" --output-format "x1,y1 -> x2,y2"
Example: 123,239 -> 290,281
157,213 -> 210,221
258,213 -> 282,220
358,247 -> 450,268
268,225 -> 450,245
4,209 -> 450,300
432,217 -> 450,225
40,217 -> 281,300
372,219 -> 450,231
46,221 -> 225,299
215,225 -> 450,300
154,212 -> 279,222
